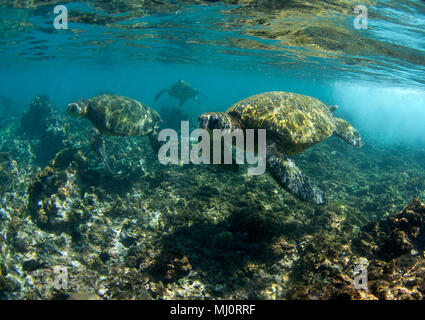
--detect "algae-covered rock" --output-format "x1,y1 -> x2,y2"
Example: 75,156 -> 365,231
290,198 -> 425,300
0,270 -> 7,291
354,198 -> 425,260
228,203 -> 279,242
35,117 -> 69,166
18,94 -> 57,138
27,148 -> 90,232
0,152 -> 15,193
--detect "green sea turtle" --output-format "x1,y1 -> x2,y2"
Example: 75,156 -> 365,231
155,80 -> 202,107
68,94 -> 162,172
198,91 -> 364,204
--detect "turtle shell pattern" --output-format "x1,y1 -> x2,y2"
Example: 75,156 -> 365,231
86,94 -> 160,136
226,91 -> 336,155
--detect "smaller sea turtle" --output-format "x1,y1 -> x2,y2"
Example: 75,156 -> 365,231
68,94 -> 162,172
155,80 -> 202,107
198,91 -> 364,204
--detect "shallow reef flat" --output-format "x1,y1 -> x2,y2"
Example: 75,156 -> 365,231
0,96 -> 425,299
289,198 -> 425,299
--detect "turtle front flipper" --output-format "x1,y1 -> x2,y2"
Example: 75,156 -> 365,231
333,117 -> 364,148
147,122 -> 162,154
155,89 -> 169,102
266,144 -> 325,204
88,127 -> 115,174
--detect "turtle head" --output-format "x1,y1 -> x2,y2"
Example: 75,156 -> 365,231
198,112 -> 241,131
334,117 -> 365,148
328,105 -> 339,113
67,99 -> 89,117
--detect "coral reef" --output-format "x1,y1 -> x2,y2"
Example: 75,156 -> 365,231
18,95 -> 57,139
289,198 -> 425,299
1,98 -> 425,299
0,0 -> 425,301
0,152 -> 16,194
35,117 -> 69,166
17,95 -> 68,166
26,148 -> 91,233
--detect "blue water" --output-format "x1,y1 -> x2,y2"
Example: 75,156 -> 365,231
2,63 -> 425,146
1,1 -> 425,146
1,0 -> 425,301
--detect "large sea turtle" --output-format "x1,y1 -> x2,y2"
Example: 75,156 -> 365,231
198,91 -> 364,204
68,94 -> 162,173
155,80 -> 202,107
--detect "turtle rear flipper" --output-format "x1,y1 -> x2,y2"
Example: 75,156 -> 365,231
266,145 -> 325,204
333,117 -> 364,148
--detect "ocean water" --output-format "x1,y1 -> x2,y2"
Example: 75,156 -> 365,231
1,0 -> 425,301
